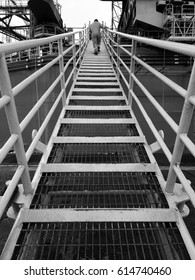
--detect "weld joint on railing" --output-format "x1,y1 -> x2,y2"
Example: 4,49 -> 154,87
0,134 -> 19,164
180,133 -> 195,157
189,95 -> 195,106
0,95 -> 11,110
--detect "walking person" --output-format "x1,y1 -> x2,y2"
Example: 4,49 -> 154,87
89,19 -> 103,55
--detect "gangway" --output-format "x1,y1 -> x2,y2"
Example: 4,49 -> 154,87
0,28 -> 195,259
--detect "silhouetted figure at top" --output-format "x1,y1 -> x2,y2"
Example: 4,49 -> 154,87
89,19 -> 103,55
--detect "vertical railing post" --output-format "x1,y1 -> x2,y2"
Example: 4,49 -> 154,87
110,31 -> 114,67
128,39 -> 136,106
79,31 -> 83,63
58,38 -> 66,105
72,33 -> 77,80
116,33 -> 120,78
165,60 -> 195,194
0,52 -> 32,195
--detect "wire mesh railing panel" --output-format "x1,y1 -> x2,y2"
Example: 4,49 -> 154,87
12,222 -> 190,260
57,124 -> 139,137
47,143 -> 150,164
30,172 -> 169,209
64,110 -> 132,118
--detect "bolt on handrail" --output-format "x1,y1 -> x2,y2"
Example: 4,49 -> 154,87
0,27 -> 89,219
103,29 -> 195,207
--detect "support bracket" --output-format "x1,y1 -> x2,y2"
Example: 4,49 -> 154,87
7,184 -> 26,220
169,182 -> 190,218
150,130 -> 164,153
32,129 -> 46,154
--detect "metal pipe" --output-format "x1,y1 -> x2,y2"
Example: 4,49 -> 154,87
166,61 -> 195,193
173,165 -> 195,208
0,95 -> 10,110
129,40 -> 136,106
58,38 -> 66,106
13,55 -> 61,97
0,134 -> 18,164
19,73 -> 63,132
25,89 -> 64,162
0,29 -> 87,56
132,74 -> 179,133
180,134 -> 195,158
108,29 -> 195,57
189,95 -> 195,106
0,165 -> 25,219
115,63 -> 173,162
134,55 -> 187,98
0,53 -> 32,194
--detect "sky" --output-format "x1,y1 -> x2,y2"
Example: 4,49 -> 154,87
58,0 -> 112,28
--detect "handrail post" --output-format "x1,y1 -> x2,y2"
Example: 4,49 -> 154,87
128,39 -> 137,106
58,38 -> 66,105
79,31 -> 82,57
165,60 -> 195,194
116,33 -> 120,78
0,52 -> 32,195
110,31 -> 114,67
72,34 -> 77,80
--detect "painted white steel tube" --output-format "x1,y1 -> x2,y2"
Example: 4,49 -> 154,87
117,66 -> 173,162
132,73 -> 179,133
13,55 -> 61,97
166,61 -> 195,193
189,95 -> 195,106
134,55 -> 187,98
0,95 -> 10,110
180,134 -> 195,158
0,29 -> 87,55
173,165 -> 195,208
0,165 -> 24,219
25,89 -> 64,162
0,53 -> 32,194
108,29 -> 195,57
0,134 -> 18,164
19,73 -> 63,132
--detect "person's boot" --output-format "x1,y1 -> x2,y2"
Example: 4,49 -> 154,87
94,48 -> 98,55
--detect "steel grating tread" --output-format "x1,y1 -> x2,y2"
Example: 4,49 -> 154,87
57,123 -> 138,137
47,143 -> 150,164
72,91 -> 123,96
68,100 -> 126,106
64,110 -> 132,118
12,221 -> 190,260
30,172 -> 169,209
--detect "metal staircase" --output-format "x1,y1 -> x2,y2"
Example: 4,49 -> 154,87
1,41 -> 194,260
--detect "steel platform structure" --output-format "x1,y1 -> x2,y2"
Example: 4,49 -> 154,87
1,40 -> 195,260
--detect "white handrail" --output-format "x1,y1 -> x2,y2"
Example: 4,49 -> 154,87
0,27 -> 89,219
104,28 -> 195,207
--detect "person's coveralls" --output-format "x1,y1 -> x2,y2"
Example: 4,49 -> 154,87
89,20 -> 102,55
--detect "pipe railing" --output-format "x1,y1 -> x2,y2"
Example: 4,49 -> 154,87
0,28 -> 89,219
103,29 -> 195,208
